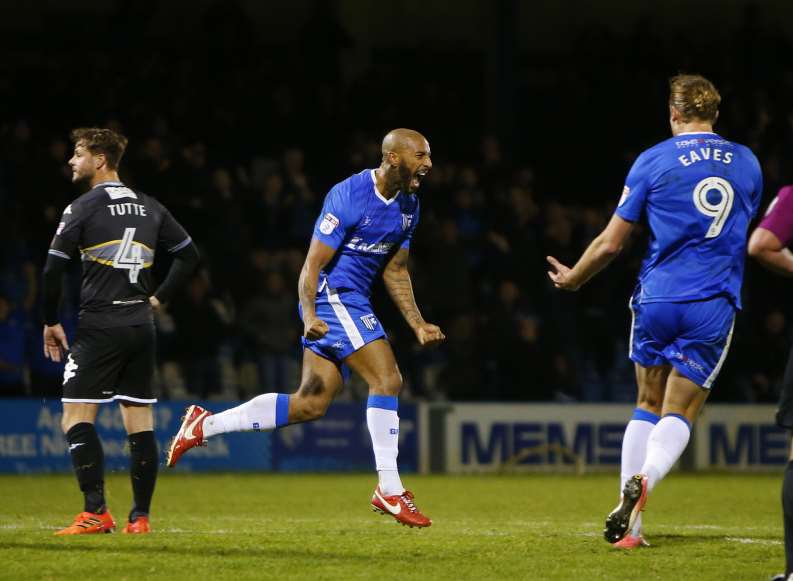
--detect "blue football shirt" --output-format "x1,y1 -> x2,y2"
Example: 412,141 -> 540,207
312,169 -> 420,297
616,132 -> 762,308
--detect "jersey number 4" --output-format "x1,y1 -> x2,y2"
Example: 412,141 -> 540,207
112,227 -> 144,283
692,176 -> 734,238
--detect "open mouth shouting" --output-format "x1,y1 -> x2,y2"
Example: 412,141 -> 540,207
410,167 -> 430,191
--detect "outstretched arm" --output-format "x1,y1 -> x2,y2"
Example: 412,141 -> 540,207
382,247 -> 444,346
299,238 -> 337,340
748,227 -> 793,277
547,214 -> 635,291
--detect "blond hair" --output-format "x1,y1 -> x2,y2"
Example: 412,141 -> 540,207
668,74 -> 721,123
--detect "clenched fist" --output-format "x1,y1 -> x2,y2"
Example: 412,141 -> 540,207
414,322 -> 445,346
304,316 -> 329,340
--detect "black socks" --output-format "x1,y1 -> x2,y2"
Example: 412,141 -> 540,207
65,422 -> 106,514
783,460 -> 793,577
128,430 -> 159,522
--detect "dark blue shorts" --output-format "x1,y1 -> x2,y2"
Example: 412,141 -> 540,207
628,293 -> 736,389
299,288 -> 386,381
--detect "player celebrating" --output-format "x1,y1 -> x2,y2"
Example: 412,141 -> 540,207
44,128 -> 199,534
546,75 -> 762,547
747,185 -> 793,581
167,128 -> 444,528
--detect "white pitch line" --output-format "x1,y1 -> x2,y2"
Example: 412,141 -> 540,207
725,537 -> 782,546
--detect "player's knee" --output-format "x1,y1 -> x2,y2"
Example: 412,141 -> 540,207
61,408 -> 82,433
637,392 -> 662,413
61,414 -> 87,434
372,371 -> 403,397
293,395 -> 330,421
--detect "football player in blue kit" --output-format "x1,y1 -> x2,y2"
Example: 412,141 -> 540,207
547,75 -> 763,547
167,129 -> 444,527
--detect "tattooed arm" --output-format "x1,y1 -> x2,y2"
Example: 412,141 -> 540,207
299,238 -> 337,340
382,247 -> 445,346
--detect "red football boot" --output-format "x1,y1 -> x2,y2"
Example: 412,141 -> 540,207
604,474 -> 649,544
371,486 -> 432,528
54,510 -> 116,535
611,533 -> 650,549
166,405 -> 211,467
122,516 -> 151,534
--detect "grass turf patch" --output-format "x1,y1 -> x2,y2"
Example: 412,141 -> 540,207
0,472 -> 782,580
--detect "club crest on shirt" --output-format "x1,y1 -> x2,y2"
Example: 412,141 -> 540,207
401,213 -> 414,231
360,313 -> 379,331
618,186 -> 630,207
320,213 -> 339,235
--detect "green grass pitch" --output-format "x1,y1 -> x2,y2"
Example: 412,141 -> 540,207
0,472 -> 782,580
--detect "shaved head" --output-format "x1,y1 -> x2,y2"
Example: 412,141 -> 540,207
381,128 -> 428,158
377,128 -> 432,194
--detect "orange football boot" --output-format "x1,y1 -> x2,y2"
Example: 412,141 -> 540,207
122,516 -> 151,534
54,510 -> 116,535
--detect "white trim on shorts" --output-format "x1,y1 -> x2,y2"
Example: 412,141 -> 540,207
114,395 -> 157,404
61,397 -> 115,404
627,294 -> 636,359
61,395 -> 158,404
325,287 -> 365,349
703,315 -> 736,389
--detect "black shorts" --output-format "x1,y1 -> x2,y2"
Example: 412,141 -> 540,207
777,342 -> 793,430
61,324 -> 157,404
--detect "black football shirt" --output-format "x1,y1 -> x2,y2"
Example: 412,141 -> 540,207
49,181 -> 191,329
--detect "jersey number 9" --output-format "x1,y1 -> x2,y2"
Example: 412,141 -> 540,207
692,176 -> 734,239
112,227 -> 145,283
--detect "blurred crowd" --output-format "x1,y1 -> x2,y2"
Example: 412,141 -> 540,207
1,2 -> 793,403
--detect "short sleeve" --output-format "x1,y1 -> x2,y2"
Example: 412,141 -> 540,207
400,198 -> 420,249
312,182 -> 358,249
157,201 -> 192,253
615,152 -> 653,223
758,185 -> 793,247
48,201 -> 87,259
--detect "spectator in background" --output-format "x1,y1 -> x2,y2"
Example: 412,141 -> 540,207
423,218 -> 474,326
0,295 -> 27,396
482,279 -> 525,395
249,172 -> 288,250
509,315 -> 555,401
746,309 -> 791,402
174,141 -> 213,243
169,270 -> 232,399
484,185 -> 543,296
438,314 -> 483,401
132,136 -> 176,196
206,167 -> 248,296
240,270 -> 300,391
282,147 -> 319,245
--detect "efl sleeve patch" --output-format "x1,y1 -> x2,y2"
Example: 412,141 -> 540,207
319,213 -> 340,235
